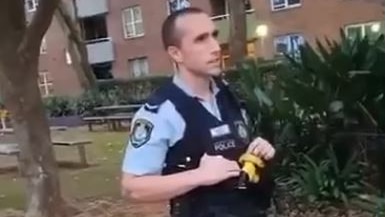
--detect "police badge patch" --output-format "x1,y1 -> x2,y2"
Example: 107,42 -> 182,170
234,120 -> 249,143
130,119 -> 154,148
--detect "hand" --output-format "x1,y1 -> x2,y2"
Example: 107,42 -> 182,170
247,137 -> 275,161
194,154 -> 240,186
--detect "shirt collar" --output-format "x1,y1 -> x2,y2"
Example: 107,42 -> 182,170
172,74 -> 220,100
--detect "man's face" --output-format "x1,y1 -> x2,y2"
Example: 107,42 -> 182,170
168,13 -> 222,76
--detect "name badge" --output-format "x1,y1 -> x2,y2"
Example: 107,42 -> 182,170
210,124 -> 231,138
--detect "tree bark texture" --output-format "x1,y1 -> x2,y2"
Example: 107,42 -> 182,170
55,0 -> 96,90
0,0 -> 66,217
227,0 -> 247,66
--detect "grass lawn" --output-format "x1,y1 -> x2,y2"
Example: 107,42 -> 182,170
0,127 -> 130,210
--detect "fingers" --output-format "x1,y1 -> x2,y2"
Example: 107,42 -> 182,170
227,170 -> 241,178
248,137 -> 276,160
226,161 -> 241,177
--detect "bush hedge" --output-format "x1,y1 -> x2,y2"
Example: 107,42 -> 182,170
43,75 -> 171,117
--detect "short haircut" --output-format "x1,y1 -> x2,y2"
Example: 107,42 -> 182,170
161,7 -> 205,50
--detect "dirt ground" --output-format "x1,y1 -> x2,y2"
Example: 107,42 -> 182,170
0,197 -> 169,217
0,129 -> 378,217
0,196 -> 375,217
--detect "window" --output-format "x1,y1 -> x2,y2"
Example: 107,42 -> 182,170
122,6 -> 144,39
65,50 -> 72,65
128,57 -> 149,77
26,0 -> 38,12
274,33 -> 304,56
211,0 -> 253,17
91,63 -> 113,80
271,0 -> 301,11
40,37 -> 47,54
345,21 -> 382,41
80,15 -> 108,42
167,0 -> 191,14
38,71 -> 54,97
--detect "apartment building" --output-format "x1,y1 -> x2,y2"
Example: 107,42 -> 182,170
26,0 -> 384,97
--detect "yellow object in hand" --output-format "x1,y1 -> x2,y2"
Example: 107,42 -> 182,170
238,153 -> 265,184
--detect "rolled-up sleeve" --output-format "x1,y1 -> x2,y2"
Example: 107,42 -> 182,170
122,103 -> 173,176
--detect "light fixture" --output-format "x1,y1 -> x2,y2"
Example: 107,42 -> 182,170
371,23 -> 381,33
256,24 -> 268,37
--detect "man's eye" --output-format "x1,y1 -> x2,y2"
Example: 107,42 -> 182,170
196,35 -> 206,42
213,30 -> 219,38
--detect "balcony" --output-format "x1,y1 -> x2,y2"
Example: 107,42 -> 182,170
86,38 -> 114,64
76,0 -> 108,18
212,10 -> 259,44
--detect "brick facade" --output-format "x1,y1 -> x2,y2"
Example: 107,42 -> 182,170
33,0 -> 383,97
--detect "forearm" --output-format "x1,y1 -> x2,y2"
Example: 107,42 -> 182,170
121,169 -> 203,202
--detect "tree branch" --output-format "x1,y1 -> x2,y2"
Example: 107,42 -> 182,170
18,0 -> 60,53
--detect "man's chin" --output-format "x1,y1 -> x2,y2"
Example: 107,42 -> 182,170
207,67 -> 222,76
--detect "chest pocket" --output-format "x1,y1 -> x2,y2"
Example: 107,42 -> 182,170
206,119 -> 250,160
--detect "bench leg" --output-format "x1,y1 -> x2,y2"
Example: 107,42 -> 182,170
15,154 -> 22,176
117,121 -> 122,130
108,120 -> 117,131
77,145 -> 88,167
88,122 -> 93,131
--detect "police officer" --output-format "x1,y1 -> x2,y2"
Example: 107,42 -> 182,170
121,7 -> 276,217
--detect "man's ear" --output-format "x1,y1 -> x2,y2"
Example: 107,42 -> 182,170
167,46 -> 183,63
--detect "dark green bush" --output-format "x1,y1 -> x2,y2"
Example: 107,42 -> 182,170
43,96 -> 77,117
96,75 -> 170,103
43,75 -> 170,117
227,31 -> 385,207
287,146 -> 364,205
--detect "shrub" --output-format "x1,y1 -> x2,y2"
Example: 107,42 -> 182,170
43,75 -> 170,117
43,96 -> 76,117
96,75 -> 170,103
286,146 -> 364,205
226,31 -> 385,206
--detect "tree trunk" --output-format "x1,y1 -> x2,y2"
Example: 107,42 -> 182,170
0,0 -> 66,216
55,0 -> 97,90
227,0 -> 247,66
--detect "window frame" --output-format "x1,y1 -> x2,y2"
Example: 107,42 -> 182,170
166,0 -> 191,15
273,33 -> 305,56
345,21 -> 382,40
122,5 -> 145,39
40,36 -> 47,54
26,0 -> 39,12
38,71 -> 54,97
128,57 -> 149,78
270,0 -> 301,12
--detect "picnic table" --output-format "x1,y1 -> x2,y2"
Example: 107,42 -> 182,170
0,138 -> 92,167
82,104 -> 142,131
93,104 -> 142,111
0,126 -> 68,134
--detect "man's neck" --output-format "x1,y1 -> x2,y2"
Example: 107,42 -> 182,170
177,69 -> 213,101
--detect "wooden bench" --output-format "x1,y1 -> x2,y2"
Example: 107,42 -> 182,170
0,143 -> 19,156
82,116 -> 106,131
104,114 -> 134,131
0,126 -> 68,134
0,139 -> 92,167
53,139 -> 92,166
82,114 -> 133,131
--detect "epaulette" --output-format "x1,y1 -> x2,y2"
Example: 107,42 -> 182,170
142,83 -> 170,114
143,102 -> 161,113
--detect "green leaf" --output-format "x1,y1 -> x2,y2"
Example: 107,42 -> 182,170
253,86 -> 273,107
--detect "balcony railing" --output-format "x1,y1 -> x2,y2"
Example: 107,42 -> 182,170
75,0 -> 108,18
86,37 -> 114,64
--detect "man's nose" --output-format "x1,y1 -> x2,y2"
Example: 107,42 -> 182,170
210,38 -> 221,54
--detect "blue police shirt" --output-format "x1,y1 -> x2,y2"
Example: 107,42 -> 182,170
121,75 -> 224,176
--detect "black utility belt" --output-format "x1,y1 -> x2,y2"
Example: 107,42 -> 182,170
169,191 -> 269,217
